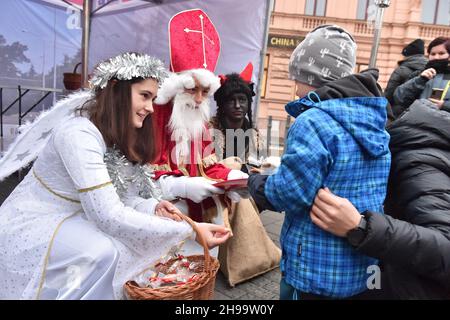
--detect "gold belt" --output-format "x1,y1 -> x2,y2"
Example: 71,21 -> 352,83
33,169 -> 80,203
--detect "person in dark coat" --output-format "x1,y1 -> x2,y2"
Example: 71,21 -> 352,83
384,39 -> 427,118
248,24 -> 391,300
309,99 -> 450,299
393,37 -> 450,115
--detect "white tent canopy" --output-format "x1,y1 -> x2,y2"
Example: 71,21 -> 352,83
0,0 -> 271,123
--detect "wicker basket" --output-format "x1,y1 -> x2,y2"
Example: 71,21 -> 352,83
63,63 -> 82,90
124,212 -> 220,300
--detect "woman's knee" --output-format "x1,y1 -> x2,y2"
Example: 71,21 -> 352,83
89,236 -> 118,272
51,217 -> 118,274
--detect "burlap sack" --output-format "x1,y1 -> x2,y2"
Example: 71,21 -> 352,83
218,198 -> 281,287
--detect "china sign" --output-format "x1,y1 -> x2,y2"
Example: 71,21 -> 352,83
268,34 -> 304,49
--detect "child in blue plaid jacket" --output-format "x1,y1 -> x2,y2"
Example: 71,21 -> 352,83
248,25 -> 391,299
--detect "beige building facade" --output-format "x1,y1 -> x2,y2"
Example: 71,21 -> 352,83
258,0 -> 450,135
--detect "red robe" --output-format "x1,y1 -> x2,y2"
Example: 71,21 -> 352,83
151,102 -> 231,221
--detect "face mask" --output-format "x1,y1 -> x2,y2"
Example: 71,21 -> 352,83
425,58 -> 450,74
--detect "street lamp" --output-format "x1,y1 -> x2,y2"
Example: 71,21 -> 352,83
368,0 -> 391,68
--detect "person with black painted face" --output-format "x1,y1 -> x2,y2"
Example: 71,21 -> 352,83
394,37 -> 450,113
211,63 -> 260,173
220,92 -> 250,130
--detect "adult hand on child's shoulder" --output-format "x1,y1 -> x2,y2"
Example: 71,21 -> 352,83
310,188 -> 362,237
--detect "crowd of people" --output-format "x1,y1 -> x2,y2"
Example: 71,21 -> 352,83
249,30 -> 450,300
0,20 -> 449,300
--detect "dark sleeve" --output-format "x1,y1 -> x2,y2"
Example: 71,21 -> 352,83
441,100 -> 450,113
385,101 -> 396,125
393,76 -> 428,108
408,69 -> 422,80
391,102 -> 408,119
356,211 -> 450,283
247,173 -> 276,212
385,67 -> 406,105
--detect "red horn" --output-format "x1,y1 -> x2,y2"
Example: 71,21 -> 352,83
219,74 -> 228,85
240,62 -> 253,83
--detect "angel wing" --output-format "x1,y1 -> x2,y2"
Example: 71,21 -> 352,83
0,90 -> 93,181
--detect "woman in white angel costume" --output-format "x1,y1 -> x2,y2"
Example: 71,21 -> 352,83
0,52 -> 231,300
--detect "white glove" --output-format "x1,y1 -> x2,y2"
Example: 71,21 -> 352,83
226,191 -> 241,203
227,169 -> 249,180
160,175 -> 224,203
225,170 -> 250,202
226,188 -> 250,202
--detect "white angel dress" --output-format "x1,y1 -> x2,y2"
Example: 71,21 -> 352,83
0,102 -> 196,299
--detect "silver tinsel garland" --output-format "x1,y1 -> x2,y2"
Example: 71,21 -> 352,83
89,52 -> 169,90
104,147 -> 163,201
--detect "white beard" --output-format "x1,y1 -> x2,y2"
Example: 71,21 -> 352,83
168,92 -> 210,164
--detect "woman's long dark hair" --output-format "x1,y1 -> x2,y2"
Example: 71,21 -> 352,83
81,78 -> 157,165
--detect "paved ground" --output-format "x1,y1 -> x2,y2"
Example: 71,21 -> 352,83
213,210 -> 283,300
0,174 -> 284,300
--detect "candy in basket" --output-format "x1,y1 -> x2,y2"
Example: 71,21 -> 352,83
123,212 -> 220,300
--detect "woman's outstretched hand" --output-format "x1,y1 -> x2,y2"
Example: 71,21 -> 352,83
195,223 -> 231,249
155,200 -> 183,222
155,202 -> 231,248
310,188 -> 362,237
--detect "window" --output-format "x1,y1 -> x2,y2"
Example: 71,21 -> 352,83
261,54 -> 269,99
356,0 -> 374,20
305,0 -> 327,16
422,0 -> 450,26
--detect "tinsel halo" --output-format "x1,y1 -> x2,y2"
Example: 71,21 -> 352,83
89,52 -> 169,90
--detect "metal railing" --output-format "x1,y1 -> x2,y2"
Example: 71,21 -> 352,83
0,85 -> 63,154
419,25 -> 450,39
259,115 -> 292,157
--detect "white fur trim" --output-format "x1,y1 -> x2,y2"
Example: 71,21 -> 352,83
181,75 -> 195,90
154,72 -> 185,105
188,69 -> 221,95
155,69 -> 220,105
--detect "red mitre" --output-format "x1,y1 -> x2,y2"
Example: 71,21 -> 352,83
169,8 -> 221,73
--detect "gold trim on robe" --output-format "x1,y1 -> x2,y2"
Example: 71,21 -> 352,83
35,210 -> 81,300
201,154 -> 218,168
78,181 -> 113,193
33,169 -> 81,203
197,155 -> 224,182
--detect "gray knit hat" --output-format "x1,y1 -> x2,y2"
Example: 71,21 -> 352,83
289,25 -> 357,88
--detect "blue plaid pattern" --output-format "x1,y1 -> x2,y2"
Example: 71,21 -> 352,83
266,96 -> 391,298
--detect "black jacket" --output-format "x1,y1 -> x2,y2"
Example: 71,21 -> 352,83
315,68 -> 394,124
356,99 -> 450,299
385,55 -> 427,104
393,73 -> 450,116
384,54 -> 427,117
